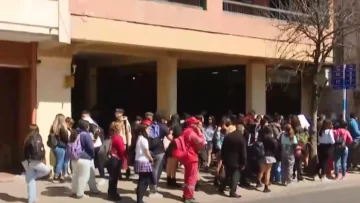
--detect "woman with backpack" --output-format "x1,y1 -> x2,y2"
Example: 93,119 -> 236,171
70,119 -> 99,198
333,120 -> 353,179
49,113 -> 69,182
22,124 -> 50,203
134,119 -> 155,203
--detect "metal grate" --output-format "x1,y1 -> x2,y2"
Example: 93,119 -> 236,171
151,0 -> 206,9
223,0 -> 304,21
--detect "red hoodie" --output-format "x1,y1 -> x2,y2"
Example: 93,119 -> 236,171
333,128 -> 353,145
182,127 -> 205,164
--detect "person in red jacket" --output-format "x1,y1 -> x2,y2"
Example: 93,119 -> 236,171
181,117 -> 205,203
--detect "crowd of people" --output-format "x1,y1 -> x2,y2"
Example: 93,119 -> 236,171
21,109 -> 360,203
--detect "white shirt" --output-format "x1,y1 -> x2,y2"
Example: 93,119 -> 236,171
319,129 -> 335,144
135,136 -> 150,162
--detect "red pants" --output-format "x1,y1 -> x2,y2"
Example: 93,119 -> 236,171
327,156 -> 334,175
183,162 -> 198,199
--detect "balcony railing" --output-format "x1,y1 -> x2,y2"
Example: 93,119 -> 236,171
223,0 -> 304,21
151,0 -> 207,9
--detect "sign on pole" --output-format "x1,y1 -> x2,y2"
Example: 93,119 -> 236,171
331,64 -> 356,90
331,64 -> 357,120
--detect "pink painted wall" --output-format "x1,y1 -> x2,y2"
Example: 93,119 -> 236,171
70,0 -> 280,41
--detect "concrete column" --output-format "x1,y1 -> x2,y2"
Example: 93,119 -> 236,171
246,62 -> 266,115
157,57 -> 177,119
37,56 -> 72,167
85,67 -> 97,110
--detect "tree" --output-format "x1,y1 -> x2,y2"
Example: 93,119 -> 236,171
269,0 -> 360,176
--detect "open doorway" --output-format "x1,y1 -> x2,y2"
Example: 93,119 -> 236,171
178,65 -> 246,119
71,60 -> 157,131
0,68 -> 20,172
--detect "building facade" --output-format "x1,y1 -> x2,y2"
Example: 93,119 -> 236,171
0,0 -> 320,169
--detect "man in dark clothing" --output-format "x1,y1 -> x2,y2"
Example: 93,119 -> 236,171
219,121 -> 247,198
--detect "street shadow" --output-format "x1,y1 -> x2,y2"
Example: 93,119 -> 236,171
157,181 -> 183,191
0,193 -> 27,202
158,191 -> 184,202
197,182 -> 219,195
85,191 -> 136,203
40,186 -> 72,197
118,187 -> 137,195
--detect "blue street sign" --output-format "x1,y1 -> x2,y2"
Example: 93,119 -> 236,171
331,64 -> 357,90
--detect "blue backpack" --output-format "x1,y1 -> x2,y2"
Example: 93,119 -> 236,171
149,124 -> 160,138
67,133 -> 84,160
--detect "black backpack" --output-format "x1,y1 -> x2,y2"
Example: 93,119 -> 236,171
47,133 -> 58,148
25,135 -> 45,161
335,133 -> 346,151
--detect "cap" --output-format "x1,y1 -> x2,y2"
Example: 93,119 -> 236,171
145,112 -> 154,117
115,108 -> 124,113
142,119 -> 152,126
186,117 -> 200,126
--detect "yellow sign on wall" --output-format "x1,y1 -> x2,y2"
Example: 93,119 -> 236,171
64,75 -> 74,88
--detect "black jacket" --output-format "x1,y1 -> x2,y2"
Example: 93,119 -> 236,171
261,135 -> 278,157
51,127 -> 68,148
221,130 -> 247,169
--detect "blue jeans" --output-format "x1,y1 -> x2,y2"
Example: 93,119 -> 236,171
271,161 -> 281,182
53,147 -> 66,176
334,147 -> 349,177
22,160 -> 50,203
151,153 -> 165,186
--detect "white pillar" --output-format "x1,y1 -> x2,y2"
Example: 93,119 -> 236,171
157,57 -> 177,118
37,56 -> 72,167
85,67 -> 97,110
246,62 -> 266,115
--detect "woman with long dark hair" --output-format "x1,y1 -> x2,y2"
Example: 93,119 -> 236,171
166,114 -> 182,187
317,119 -> 335,181
22,124 -> 50,203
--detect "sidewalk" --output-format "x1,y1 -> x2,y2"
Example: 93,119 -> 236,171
1,171 -> 360,203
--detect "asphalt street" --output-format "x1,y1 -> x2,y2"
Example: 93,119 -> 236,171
246,184 -> 360,203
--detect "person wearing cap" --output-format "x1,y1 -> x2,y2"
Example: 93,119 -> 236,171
145,112 -> 154,121
181,117 -> 205,203
114,108 -> 132,179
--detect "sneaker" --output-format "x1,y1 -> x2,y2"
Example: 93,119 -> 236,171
108,194 -> 122,201
149,192 -> 163,198
184,198 -> 199,203
76,194 -> 90,199
90,189 -> 101,194
263,188 -> 271,193
97,178 -> 107,186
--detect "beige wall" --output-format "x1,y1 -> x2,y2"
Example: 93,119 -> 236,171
0,0 -> 71,43
37,56 -> 71,166
71,16 -> 310,60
